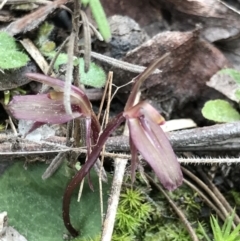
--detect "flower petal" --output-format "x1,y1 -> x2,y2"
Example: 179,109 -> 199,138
8,94 -> 82,123
127,118 -> 182,191
124,101 -> 165,125
26,73 -> 92,115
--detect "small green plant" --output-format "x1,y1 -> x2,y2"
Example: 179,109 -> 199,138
199,210 -> 240,241
36,22 -> 107,88
81,0 -> 111,42
202,68 -> 240,122
113,188 -> 153,238
0,31 -> 29,70
202,99 -> 240,122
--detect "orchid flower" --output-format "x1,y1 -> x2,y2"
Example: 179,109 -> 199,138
7,73 -> 100,152
62,53 -> 183,236
7,53 -> 182,237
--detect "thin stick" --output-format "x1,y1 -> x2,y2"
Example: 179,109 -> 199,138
79,50 -> 161,74
101,158 -> 128,241
183,178 -> 225,222
42,152 -> 66,179
47,36 -> 69,76
0,0 -> 8,9
99,72 -> 113,223
7,116 -> 17,136
181,167 -> 230,224
197,167 -> 240,225
101,89 -> 141,241
97,72 -> 112,120
64,32 -> 75,115
80,10 -> 91,72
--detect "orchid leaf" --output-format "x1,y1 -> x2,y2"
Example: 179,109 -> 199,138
202,99 -> 240,123
0,161 -> 111,241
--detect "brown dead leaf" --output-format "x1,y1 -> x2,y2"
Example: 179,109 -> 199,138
150,0 -> 240,42
106,29 -> 231,122
5,0 -> 69,36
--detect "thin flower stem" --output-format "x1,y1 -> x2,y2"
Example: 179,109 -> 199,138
62,113 -> 126,237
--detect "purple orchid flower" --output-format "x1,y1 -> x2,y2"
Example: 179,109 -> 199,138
7,53 -> 183,237
7,73 -> 100,150
62,54 -> 183,236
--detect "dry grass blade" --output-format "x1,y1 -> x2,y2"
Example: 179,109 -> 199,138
181,167 -> 234,228
197,167 -> 240,226
183,178 -> 225,222
146,173 -> 199,241
20,38 -> 52,75
42,152 -> 66,179
80,10 -> 91,72
98,72 -> 113,224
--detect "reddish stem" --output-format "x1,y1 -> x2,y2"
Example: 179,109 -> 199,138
62,113 -> 125,237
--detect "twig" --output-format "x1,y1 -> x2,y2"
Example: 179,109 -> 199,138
80,10 -> 91,72
0,0 -> 8,9
46,36 -> 69,76
64,32 -> 75,115
79,50 -> 161,74
98,72 -> 113,223
42,152 -> 66,179
183,178 -> 226,222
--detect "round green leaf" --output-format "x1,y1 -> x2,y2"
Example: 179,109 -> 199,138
79,58 -> 106,88
202,99 -> 240,122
